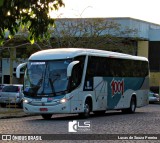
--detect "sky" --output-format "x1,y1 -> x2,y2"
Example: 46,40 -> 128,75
50,0 -> 160,24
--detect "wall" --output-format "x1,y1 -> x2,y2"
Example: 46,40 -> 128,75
1,58 -> 27,84
137,41 -> 149,58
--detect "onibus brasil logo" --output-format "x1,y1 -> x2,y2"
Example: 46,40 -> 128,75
110,79 -> 124,96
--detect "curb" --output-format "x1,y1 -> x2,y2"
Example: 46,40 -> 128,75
0,109 -> 37,119
0,113 -> 36,119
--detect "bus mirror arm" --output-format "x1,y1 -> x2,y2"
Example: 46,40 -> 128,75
16,62 -> 27,78
67,61 -> 79,77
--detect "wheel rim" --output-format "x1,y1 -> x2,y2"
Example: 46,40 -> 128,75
84,104 -> 90,116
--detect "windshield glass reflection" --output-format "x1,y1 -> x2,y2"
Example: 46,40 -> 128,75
24,60 -> 71,96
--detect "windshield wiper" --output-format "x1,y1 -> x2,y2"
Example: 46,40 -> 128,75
49,78 -> 56,96
48,73 -> 62,96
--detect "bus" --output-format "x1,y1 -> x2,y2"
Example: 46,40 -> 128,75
16,48 -> 149,119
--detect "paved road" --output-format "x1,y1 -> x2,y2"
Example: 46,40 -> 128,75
0,104 -> 160,142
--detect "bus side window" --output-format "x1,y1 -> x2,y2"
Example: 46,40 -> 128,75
70,63 -> 83,90
70,56 -> 85,90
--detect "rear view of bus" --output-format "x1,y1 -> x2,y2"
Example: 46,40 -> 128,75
16,48 -> 149,119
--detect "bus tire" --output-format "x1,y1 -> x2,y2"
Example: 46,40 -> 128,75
122,96 -> 136,114
41,114 -> 52,119
128,96 -> 136,113
79,99 -> 92,118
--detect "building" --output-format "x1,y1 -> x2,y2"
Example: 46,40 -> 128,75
0,57 -> 28,84
0,17 -> 160,92
95,17 -> 160,92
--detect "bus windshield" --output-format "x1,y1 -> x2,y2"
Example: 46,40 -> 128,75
24,59 -> 71,97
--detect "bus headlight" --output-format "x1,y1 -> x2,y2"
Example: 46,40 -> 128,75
60,98 -> 67,103
23,99 -> 29,103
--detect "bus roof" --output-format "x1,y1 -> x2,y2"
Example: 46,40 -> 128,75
29,48 -> 148,61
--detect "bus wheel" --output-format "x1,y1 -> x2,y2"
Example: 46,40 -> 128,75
128,96 -> 136,113
41,114 -> 52,119
122,96 -> 136,114
79,100 -> 91,118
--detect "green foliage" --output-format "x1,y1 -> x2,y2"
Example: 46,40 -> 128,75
0,0 -> 4,7
0,0 -> 64,44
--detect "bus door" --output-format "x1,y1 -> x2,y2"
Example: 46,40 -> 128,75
93,77 -> 108,110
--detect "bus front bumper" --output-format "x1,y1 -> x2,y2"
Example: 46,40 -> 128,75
23,100 -> 71,114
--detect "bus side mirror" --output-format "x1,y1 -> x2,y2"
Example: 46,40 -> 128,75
16,63 -> 27,78
67,61 -> 79,77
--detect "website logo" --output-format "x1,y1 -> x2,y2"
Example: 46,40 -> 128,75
68,120 -> 91,132
2,135 -> 11,141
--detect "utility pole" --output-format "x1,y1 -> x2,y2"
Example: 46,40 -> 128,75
159,80 -> 160,96
10,48 -> 16,84
159,77 -> 160,96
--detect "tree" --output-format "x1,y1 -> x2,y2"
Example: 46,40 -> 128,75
0,0 -> 64,45
51,18 -> 138,55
